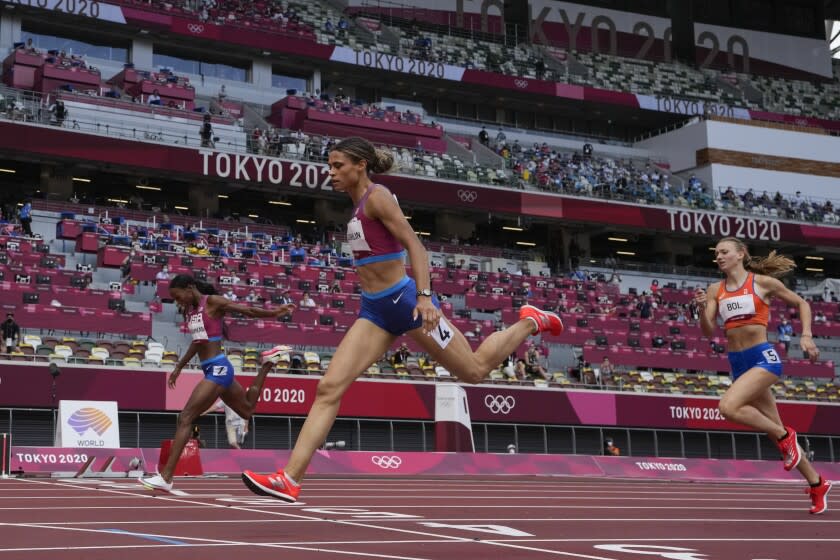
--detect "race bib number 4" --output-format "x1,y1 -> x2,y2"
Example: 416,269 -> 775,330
430,317 -> 454,350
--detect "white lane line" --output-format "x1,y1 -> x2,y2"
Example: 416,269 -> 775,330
1,521 -> 433,560
7,517 -> 835,525
16,479 -> 478,553
0,505 -> 806,511
488,538 -> 840,543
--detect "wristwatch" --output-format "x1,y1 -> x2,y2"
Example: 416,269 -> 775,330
416,288 -> 432,298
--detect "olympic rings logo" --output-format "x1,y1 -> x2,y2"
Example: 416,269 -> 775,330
371,455 -> 403,469
187,24 -> 205,34
484,394 -> 516,414
514,79 -> 529,89
457,189 -> 478,203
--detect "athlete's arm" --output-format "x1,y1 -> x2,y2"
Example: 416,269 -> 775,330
208,295 -> 295,319
756,275 -> 819,361
168,342 -> 200,388
695,282 -> 720,338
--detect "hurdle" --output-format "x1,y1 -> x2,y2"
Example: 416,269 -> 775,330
51,455 -> 144,479
1,433 -> 10,478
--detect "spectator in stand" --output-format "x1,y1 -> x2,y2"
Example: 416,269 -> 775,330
276,290 -> 294,305
525,344 -> 548,380
223,288 -> 238,301
814,310 -> 827,324
155,266 -> 170,283
777,317 -> 793,353
245,289 -> 259,303
478,127 -> 489,146
299,291 -> 316,308
2,312 -> 20,353
638,296 -> 653,320
599,356 -> 613,386
514,357 -> 528,380
330,281 -> 342,294
18,198 -> 33,236
200,113 -> 215,148
49,100 -> 67,127
148,89 -> 161,105
501,352 -> 517,379
391,342 -> 411,366
324,19 -> 334,33
535,58 -> 545,80
604,437 -> 621,456
495,128 -> 506,147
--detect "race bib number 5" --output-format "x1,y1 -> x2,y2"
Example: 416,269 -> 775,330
761,348 -> 781,363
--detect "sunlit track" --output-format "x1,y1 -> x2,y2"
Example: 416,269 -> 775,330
0,476 -> 833,560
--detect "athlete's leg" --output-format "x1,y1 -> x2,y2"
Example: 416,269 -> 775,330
752,388 -> 821,484
160,379 -> 224,481
406,313 -> 537,384
718,368 -> 784,436
222,358 -> 276,420
283,319 -> 395,481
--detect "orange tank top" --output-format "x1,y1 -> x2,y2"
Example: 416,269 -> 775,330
716,272 -> 770,330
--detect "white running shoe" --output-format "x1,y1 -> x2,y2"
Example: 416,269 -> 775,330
261,345 -> 292,365
139,474 -> 173,493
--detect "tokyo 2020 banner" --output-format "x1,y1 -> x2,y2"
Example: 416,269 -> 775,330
3,121 -> 839,246
3,365 -> 839,434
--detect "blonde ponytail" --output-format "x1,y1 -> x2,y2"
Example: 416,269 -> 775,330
746,250 -> 796,278
718,237 -> 796,278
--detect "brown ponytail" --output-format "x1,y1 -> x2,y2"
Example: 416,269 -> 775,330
371,147 -> 395,174
718,237 -> 796,278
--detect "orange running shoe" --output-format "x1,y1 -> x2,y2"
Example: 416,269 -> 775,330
775,426 -> 802,471
519,305 -> 564,336
242,469 -> 300,502
806,478 -> 832,515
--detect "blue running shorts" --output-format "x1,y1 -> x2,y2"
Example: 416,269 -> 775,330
359,276 -> 441,336
727,342 -> 783,381
200,353 -> 235,388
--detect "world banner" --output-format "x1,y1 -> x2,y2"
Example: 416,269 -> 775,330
3,366 -> 839,434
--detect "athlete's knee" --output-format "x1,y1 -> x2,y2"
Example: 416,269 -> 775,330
315,376 -> 346,405
177,410 -> 197,428
453,363 -> 486,385
718,398 -> 738,420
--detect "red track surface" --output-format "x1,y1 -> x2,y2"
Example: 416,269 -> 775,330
0,476 -> 835,559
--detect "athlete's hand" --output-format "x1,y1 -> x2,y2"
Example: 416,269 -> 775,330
800,335 -> 820,363
413,298 -> 440,335
168,367 -> 182,389
693,288 -> 707,306
274,304 -> 296,318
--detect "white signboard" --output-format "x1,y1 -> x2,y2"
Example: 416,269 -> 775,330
54,400 -> 121,448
